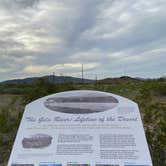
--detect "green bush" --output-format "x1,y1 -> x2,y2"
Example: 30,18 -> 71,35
23,79 -> 76,103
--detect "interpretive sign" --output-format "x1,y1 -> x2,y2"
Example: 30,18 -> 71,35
8,90 -> 153,166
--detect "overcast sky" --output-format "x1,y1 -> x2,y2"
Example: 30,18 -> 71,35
0,0 -> 166,81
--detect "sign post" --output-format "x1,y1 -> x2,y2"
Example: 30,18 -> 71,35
8,90 -> 153,166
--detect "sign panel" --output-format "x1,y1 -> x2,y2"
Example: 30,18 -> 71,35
8,90 -> 153,166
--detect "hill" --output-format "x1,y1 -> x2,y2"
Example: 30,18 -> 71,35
1,75 -> 93,84
99,76 -> 142,83
1,75 -> 156,85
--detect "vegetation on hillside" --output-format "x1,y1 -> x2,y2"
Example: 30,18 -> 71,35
0,78 -> 165,166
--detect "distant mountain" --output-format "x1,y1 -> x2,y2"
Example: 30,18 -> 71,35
1,75 -> 93,84
99,76 -> 143,83
2,75 -> 164,84
46,75 -> 93,83
1,77 -> 39,84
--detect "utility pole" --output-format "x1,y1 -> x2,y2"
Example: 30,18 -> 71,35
53,72 -> 55,83
123,66 -> 127,76
81,64 -> 84,83
95,75 -> 98,83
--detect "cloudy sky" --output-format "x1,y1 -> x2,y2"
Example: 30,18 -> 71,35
0,0 -> 166,81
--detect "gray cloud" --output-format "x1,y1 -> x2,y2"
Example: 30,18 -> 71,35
0,0 -> 166,81
3,0 -> 39,10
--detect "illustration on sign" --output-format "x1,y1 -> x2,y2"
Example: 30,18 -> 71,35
22,133 -> 53,149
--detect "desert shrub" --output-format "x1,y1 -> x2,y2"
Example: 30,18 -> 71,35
0,109 -> 10,133
0,108 -> 21,134
152,84 -> 166,96
23,79 -> 76,103
143,103 -> 166,166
